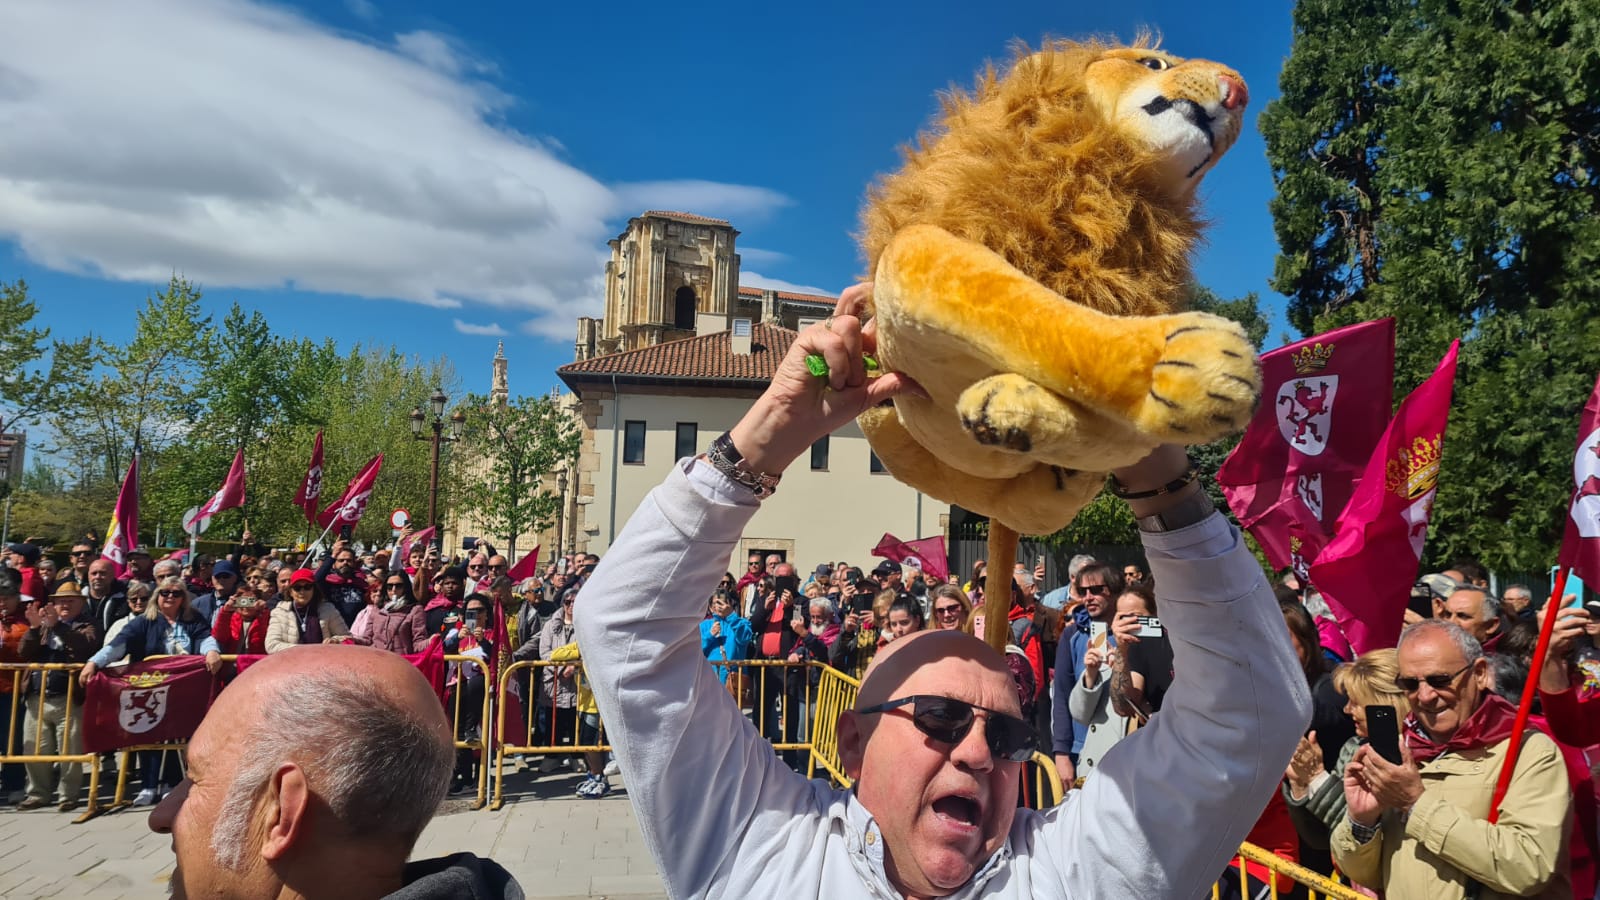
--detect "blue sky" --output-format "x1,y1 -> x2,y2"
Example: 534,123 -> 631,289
1,0 -> 1298,406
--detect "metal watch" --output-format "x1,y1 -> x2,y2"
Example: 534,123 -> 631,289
1135,487 -> 1216,533
705,431 -> 781,499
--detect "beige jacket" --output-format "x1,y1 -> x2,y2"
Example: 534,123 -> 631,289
1331,730 -> 1573,899
265,601 -> 351,653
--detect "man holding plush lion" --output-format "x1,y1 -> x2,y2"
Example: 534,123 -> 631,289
578,37 -> 1308,898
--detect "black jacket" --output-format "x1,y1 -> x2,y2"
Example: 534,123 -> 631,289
387,852 -> 524,899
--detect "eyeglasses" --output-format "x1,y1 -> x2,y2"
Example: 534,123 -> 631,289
70,551 -> 94,558
934,604 -> 965,618
488,564 -> 506,571
1396,662 -> 1475,694
1078,584 -> 1111,597
289,583 -> 314,592
157,590 -> 185,598
386,582 -> 406,589
467,565 -> 485,571
858,695 -> 1035,762
1123,570 -> 1139,578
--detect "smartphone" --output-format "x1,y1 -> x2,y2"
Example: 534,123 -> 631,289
1135,616 -> 1164,638
1089,621 -> 1108,644
774,574 -> 800,596
852,593 -> 875,615
1366,704 -> 1402,764
464,612 -> 479,631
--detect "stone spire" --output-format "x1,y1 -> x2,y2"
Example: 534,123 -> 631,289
491,340 -> 508,406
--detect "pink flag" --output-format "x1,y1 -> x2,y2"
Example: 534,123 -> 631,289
1219,319 -> 1395,571
507,546 -> 541,583
1558,372 -> 1600,584
293,431 -> 325,526
872,533 -> 949,583
100,457 -> 139,575
316,455 -> 383,529
193,449 -> 246,521
400,525 -> 437,566
1310,341 -> 1460,654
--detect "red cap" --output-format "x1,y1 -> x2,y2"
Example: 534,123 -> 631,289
289,568 -> 316,585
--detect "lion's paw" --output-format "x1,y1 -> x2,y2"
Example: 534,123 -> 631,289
957,374 -> 1066,454
1137,313 -> 1261,443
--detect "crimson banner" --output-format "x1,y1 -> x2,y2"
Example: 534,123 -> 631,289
871,533 -> 949,583
1559,372 -> 1600,585
82,656 -> 219,753
1218,319 -> 1395,571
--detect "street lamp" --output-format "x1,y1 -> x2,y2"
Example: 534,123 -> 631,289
409,391 -> 466,532
555,466 -> 568,560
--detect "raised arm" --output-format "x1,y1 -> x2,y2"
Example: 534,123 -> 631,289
573,287 -> 919,898
1042,454 -> 1313,896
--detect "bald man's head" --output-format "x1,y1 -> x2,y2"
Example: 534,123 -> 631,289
150,646 -> 454,897
856,630 -> 1017,714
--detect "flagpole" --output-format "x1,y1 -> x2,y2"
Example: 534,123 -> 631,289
1485,567 -> 1570,823
300,518 -> 341,569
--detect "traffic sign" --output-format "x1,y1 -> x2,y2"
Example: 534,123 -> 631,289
182,505 -> 213,536
390,509 -> 411,529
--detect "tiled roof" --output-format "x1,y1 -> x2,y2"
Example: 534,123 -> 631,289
557,323 -> 795,386
737,285 -> 838,306
640,210 -> 731,227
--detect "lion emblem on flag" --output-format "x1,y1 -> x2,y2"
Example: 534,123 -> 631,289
119,685 -> 169,734
1574,428 -> 1600,538
1276,377 -> 1338,456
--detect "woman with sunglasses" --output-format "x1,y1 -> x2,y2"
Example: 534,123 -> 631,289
363,570 -> 433,654
100,582 -> 150,665
265,569 -> 351,653
80,575 -> 223,805
927,585 -> 972,633
567,288 -> 1312,899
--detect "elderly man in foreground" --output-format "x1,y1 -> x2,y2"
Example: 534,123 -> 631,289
574,286 -> 1311,898
147,645 -> 522,899
1333,619 -> 1572,899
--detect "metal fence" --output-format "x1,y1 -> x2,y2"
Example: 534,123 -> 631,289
0,663 -> 104,823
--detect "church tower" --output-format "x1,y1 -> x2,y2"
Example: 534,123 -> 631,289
591,211 -> 741,355
490,340 -> 508,407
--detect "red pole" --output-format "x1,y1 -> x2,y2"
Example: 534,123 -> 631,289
1485,568 -> 1570,823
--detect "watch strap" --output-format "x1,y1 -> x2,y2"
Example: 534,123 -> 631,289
705,432 -> 781,499
1135,488 -> 1216,533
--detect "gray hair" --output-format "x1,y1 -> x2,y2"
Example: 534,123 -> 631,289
211,665 -> 452,870
125,581 -> 152,601
153,559 -> 182,578
808,599 -> 834,617
1505,583 -> 1533,601
1398,618 -> 1485,664
1452,585 -> 1500,621
1067,554 -> 1097,581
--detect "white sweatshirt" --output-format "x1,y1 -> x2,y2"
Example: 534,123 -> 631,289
574,459 -> 1310,899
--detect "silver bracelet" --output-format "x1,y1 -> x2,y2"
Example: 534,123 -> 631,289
704,432 -> 781,499
1135,487 -> 1216,533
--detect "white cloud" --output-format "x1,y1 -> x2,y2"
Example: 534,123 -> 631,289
736,246 -> 789,267
739,271 -> 833,296
0,0 -> 793,340
453,319 -> 507,336
344,0 -> 377,21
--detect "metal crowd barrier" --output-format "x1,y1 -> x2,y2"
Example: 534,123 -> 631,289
1212,844 -> 1365,900
0,663 -> 103,823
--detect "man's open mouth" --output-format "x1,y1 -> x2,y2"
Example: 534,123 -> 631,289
932,794 -> 982,830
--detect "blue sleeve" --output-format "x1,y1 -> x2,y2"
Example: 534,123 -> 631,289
699,621 -> 718,659
732,618 -> 753,660
1051,631 -> 1084,754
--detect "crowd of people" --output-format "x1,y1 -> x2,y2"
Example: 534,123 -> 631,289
0,533 -> 611,811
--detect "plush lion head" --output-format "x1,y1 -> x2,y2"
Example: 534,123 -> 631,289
860,37 -> 1249,318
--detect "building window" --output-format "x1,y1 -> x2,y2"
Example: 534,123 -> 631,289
869,450 -> 887,474
810,435 -> 829,471
674,286 -> 697,330
675,422 -> 698,460
624,420 -> 646,464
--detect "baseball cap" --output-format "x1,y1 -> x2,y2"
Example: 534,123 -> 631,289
213,560 -> 240,578
872,560 -> 899,577
814,564 -> 833,578
6,543 -> 41,566
126,546 -> 152,558
289,568 -> 317,585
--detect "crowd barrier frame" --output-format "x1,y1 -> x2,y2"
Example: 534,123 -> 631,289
0,663 -> 103,823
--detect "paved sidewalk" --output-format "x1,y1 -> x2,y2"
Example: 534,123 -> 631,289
0,768 -> 665,899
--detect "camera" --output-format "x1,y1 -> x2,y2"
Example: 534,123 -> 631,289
1135,616 -> 1164,638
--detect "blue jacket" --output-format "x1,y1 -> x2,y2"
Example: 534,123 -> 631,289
89,612 -> 219,667
1052,626 -> 1094,755
699,613 -> 752,683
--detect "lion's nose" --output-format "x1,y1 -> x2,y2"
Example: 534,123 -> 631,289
1220,74 -> 1248,111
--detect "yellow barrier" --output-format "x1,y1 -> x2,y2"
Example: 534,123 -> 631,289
0,663 -> 103,823
444,654 -> 493,810
1212,843 -> 1365,900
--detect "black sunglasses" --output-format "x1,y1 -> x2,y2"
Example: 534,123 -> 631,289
1396,662 -> 1475,694
70,551 -> 94,558
1078,584 -> 1112,597
157,589 -> 185,598
858,695 -> 1035,762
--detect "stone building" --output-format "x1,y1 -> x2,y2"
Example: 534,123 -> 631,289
555,211 -> 940,573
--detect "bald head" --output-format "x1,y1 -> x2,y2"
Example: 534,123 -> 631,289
857,630 -> 1017,715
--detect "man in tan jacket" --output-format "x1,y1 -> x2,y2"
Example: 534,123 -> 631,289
1333,619 -> 1572,898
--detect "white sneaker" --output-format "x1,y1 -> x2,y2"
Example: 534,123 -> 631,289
584,776 -> 611,800
603,759 -> 620,776
132,788 -> 159,807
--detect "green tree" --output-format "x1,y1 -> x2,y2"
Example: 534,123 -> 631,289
455,393 -> 581,558
0,279 -> 94,438
1261,0 -> 1600,570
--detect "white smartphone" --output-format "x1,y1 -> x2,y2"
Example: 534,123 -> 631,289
1135,616 -> 1164,638
1089,621 -> 1108,643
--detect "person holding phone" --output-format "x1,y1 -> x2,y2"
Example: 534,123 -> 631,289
1332,619 -> 1572,899
749,562 -> 808,770
1281,648 -> 1405,880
